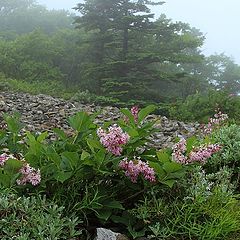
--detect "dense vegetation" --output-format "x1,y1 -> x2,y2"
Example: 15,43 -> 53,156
1,106 -> 240,239
0,0 -> 240,239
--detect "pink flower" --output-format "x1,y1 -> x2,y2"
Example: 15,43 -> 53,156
119,157 -> 156,183
97,124 -> 129,156
172,139 -> 221,165
203,110 -> 228,134
17,163 -> 41,186
131,106 -> 139,123
189,144 -> 221,164
172,139 -> 188,164
0,153 -> 9,166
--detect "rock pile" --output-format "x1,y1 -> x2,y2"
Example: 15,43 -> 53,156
0,91 -> 200,149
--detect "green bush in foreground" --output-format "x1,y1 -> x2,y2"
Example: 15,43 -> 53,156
0,188 -> 81,240
1,105 -> 240,239
133,167 -> 240,240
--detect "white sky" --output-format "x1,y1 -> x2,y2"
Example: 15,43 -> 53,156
37,0 -> 240,64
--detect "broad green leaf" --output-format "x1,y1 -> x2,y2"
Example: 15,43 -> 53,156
104,200 -> 124,210
68,112 -> 91,132
127,128 -> 139,137
26,131 -> 36,144
3,113 -> 22,134
37,131 -> 48,143
161,179 -> 176,188
0,173 -> 11,187
48,153 -> 61,167
54,171 -> 72,183
4,159 -> 23,175
61,152 -> 79,170
95,149 -> 106,167
120,108 -> 135,125
148,162 -> 164,176
81,150 -> 90,160
157,149 -> 171,163
53,128 -> 67,140
163,162 -> 182,173
97,209 -> 112,221
138,105 -> 156,123
87,139 -> 103,152
186,136 -> 198,153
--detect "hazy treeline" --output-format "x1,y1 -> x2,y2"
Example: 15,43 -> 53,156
0,0 -> 239,104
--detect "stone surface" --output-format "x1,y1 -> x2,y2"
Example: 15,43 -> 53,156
0,91 -> 200,149
95,228 -> 129,240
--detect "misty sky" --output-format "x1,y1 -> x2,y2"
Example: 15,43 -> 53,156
37,0 -> 240,64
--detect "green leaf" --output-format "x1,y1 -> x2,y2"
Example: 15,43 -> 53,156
61,152 -> 79,170
0,172 -> 11,187
53,128 -> 67,140
54,171 -> 72,183
157,149 -> 171,163
37,131 -> 48,143
3,113 -> 22,134
161,179 -> 176,188
81,150 -> 90,160
68,112 -> 91,132
163,162 -> 182,173
186,136 -> 198,153
4,159 -> 23,175
127,225 -> 146,239
104,200 -> 124,210
120,108 -> 135,125
138,105 -> 156,123
148,162 -> 165,176
127,128 -> 139,137
87,139 -> 103,152
95,149 -> 106,168
97,209 -> 112,221
48,153 -> 61,168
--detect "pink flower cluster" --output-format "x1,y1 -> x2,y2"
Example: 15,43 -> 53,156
172,139 -> 188,164
172,139 -> 221,164
119,157 -> 156,183
189,144 -> 221,164
131,106 -> 139,123
0,153 -> 12,166
0,153 -> 41,186
203,110 -> 228,134
97,124 -> 130,156
17,163 -> 41,186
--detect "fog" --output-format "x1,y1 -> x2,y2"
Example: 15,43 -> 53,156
38,0 -> 240,64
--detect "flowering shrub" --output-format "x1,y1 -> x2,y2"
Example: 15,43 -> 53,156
97,124 -> 129,155
0,105 -> 231,239
203,110 -> 228,134
17,163 -> 41,186
119,157 -> 156,183
172,139 -> 221,164
0,153 -> 41,187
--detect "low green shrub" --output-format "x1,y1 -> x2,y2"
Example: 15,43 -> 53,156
0,75 -> 74,99
206,124 -> 240,189
0,188 -> 81,239
169,90 -> 240,123
132,167 -> 240,240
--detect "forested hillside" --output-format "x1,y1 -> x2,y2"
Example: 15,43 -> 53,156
0,0 -> 239,107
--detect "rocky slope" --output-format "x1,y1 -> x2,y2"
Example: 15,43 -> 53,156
0,91 -> 200,149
